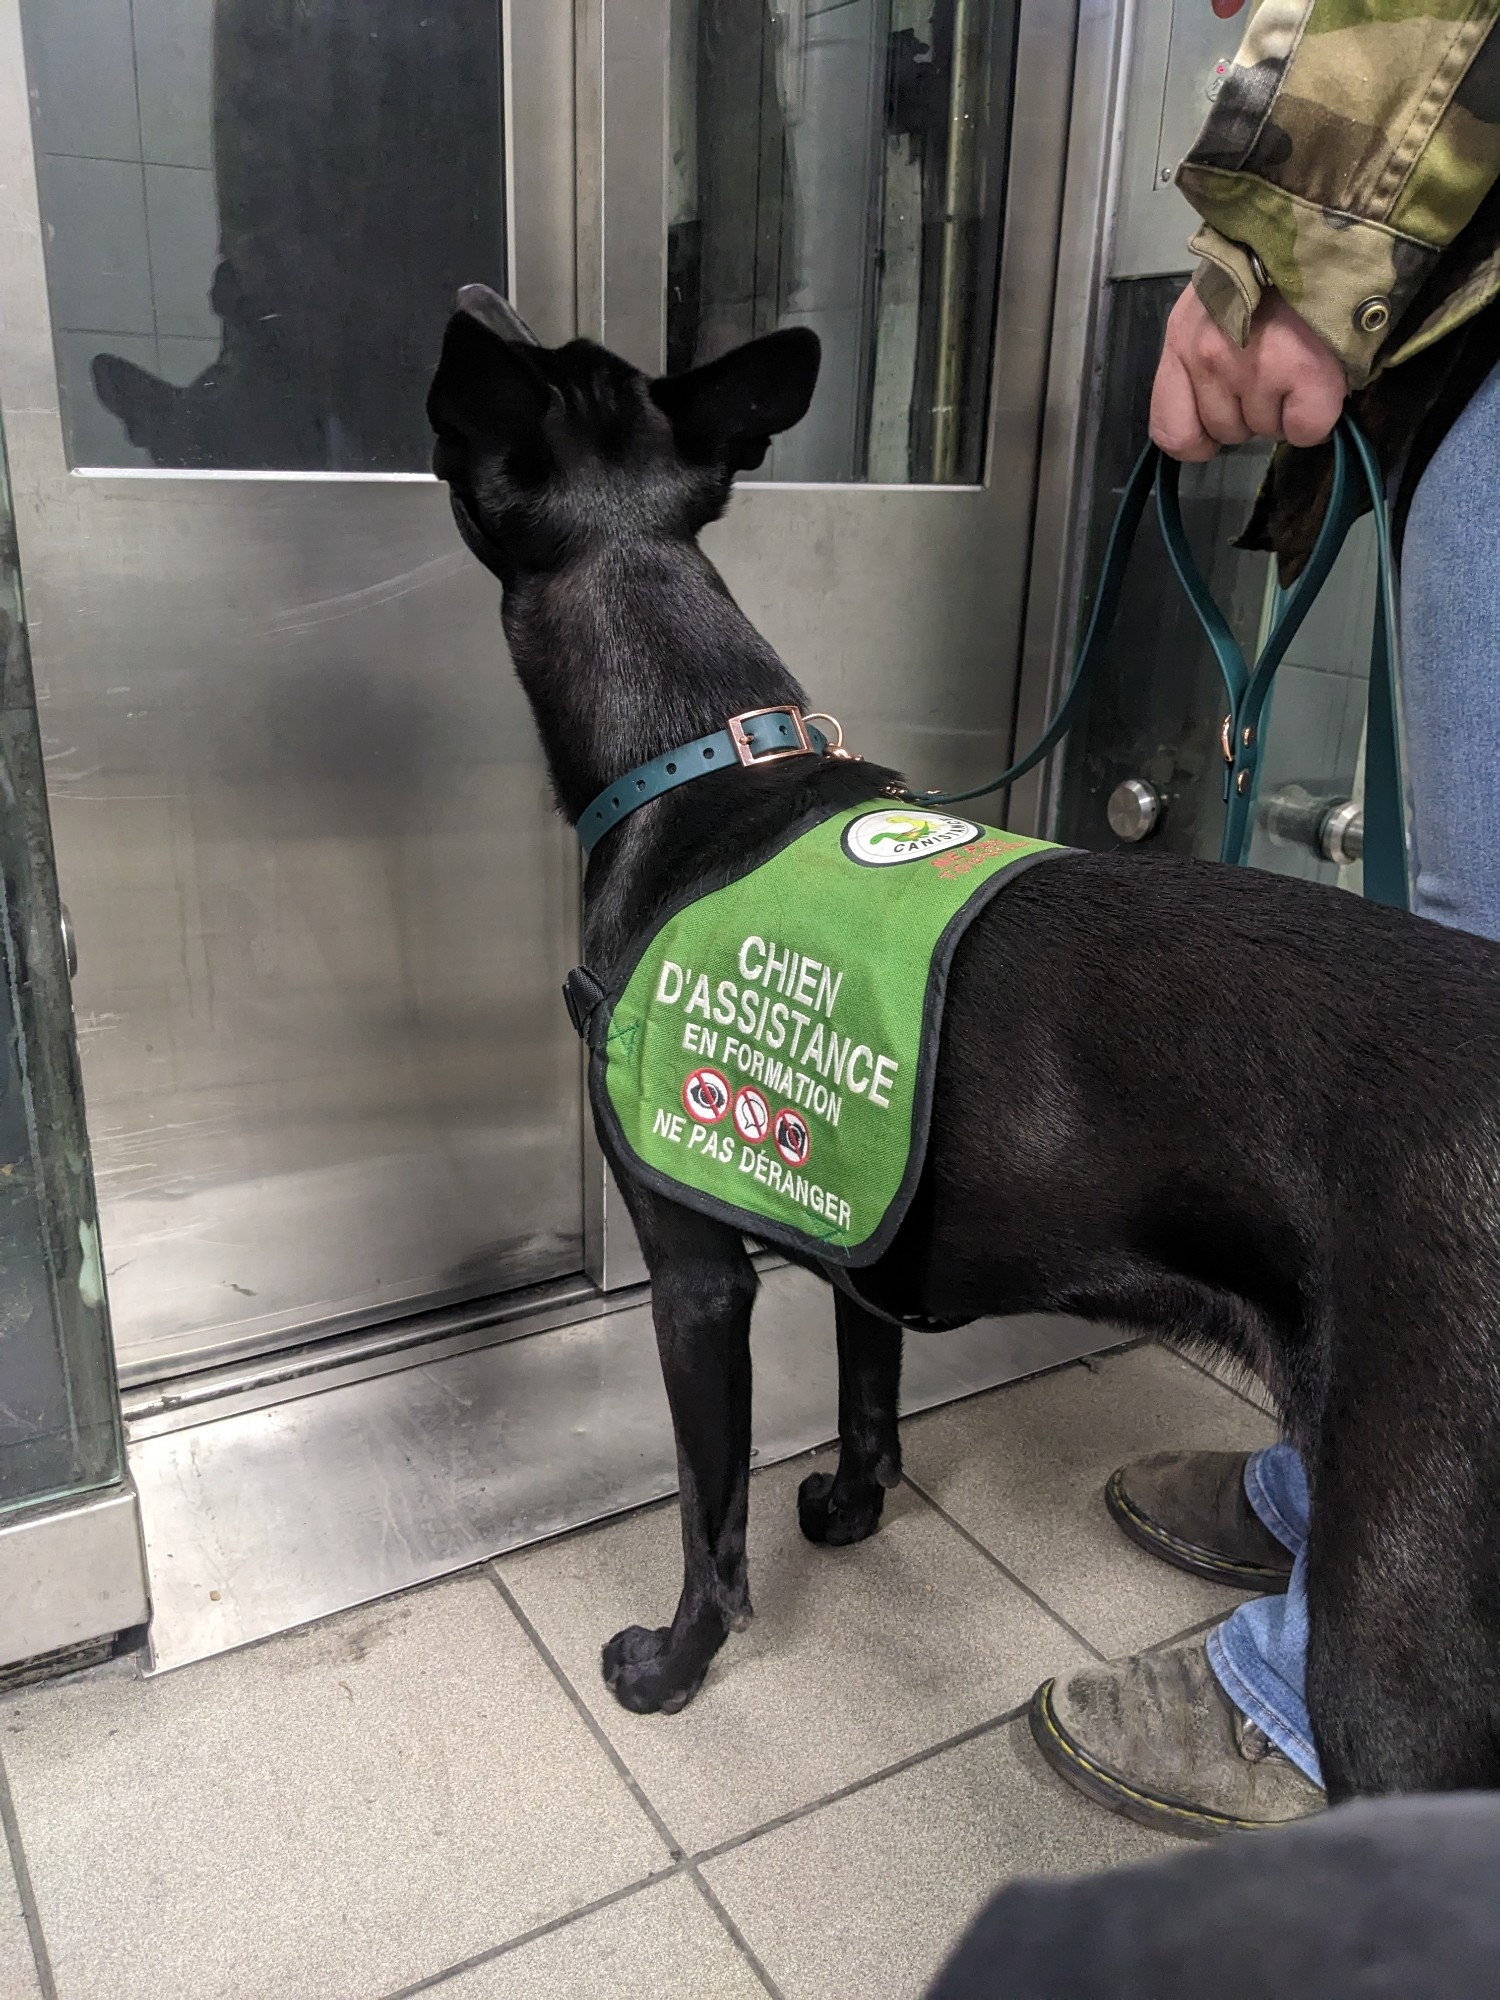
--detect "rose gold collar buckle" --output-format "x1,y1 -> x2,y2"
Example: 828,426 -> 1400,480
726,705 -> 815,767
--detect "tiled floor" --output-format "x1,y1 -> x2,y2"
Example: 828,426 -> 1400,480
0,1342 -> 1277,2000
1,1855 -> 36,2000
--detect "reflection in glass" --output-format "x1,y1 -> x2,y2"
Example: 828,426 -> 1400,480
669,0 -> 1017,484
20,0 -> 505,472
0,424 -> 122,1514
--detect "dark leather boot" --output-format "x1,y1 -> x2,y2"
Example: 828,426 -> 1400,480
1030,1636 -> 1325,1837
1106,1451 -> 1294,1592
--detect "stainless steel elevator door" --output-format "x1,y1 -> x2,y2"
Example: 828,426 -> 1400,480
0,0 -> 584,1381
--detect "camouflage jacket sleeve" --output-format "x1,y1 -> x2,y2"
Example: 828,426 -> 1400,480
1175,0 -> 1500,387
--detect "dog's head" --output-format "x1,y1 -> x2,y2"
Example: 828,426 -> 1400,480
427,285 -> 820,586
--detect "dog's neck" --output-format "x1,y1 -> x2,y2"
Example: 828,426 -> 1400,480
504,535 -> 804,801
501,531 -> 829,968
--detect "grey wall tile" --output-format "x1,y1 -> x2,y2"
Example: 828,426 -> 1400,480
144,164 -> 220,339
0,1576 -> 668,2000
133,0 -> 214,169
20,0 -> 140,160
155,333 -> 219,388
1282,516 -> 1378,679
39,154 -> 153,334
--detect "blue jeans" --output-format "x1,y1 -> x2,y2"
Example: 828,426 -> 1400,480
1208,357 -> 1500,1787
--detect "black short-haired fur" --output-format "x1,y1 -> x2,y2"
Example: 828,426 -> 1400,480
428,286 -> 1500,1799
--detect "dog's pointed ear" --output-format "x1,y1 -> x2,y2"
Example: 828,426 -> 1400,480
650,327 -> 820,470
427,306 -> 552,444
92,352 -> 180,453
454,283 -> 541,347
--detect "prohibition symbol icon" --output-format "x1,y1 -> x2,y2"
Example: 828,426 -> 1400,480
733,1086 -> 771,1143
683,1067 -> 730,1124
773,1106 -> 811,1167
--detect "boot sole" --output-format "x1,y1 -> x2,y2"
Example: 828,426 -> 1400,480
1028,1679 -> 1271,1840
1105,1468 -> 1293,1593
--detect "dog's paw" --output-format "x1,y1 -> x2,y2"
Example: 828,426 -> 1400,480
797,1468 -> 887,1546
601,1624 -> 709,1714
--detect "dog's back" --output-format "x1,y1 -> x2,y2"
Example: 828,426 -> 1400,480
902,848 -> 1500,1372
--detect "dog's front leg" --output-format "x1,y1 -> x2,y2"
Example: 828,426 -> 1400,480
602,1190 -> 757,1714
799,1290 -> 902,1545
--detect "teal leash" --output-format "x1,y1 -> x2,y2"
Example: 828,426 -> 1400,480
572,419 -> 1407,909
912,416 -> 1408,910
905,436 -> 1161,812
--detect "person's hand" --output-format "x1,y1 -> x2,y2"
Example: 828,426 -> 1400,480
1150,285 -> 1348,462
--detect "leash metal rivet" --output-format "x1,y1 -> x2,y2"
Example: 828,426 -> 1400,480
1235,770 -> 1251,794
1242,724 -> 1255,748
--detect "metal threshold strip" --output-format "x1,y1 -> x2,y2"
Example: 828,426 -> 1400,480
127,1262 -> 1119,1676
122,1270 -> 631,1442
124,1255 -> 803,1442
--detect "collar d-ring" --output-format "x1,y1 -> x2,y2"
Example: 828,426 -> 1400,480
802,712 -> 861,762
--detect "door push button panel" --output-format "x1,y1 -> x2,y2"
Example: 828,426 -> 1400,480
1113,0 -> 1254,281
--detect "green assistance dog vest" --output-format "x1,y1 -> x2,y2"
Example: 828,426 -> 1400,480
565,805 -> 1065,1265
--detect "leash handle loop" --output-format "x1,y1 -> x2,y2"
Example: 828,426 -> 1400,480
914,417 -> 1408,910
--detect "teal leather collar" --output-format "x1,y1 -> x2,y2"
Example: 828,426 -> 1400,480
578,705 -> 830,855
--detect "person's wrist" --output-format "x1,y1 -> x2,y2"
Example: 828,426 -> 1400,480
1181,180 -> 1411,387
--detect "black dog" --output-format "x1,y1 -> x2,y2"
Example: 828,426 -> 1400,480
428,286 -> 1500,1800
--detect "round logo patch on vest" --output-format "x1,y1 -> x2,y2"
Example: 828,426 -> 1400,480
841,809 -> 981,867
